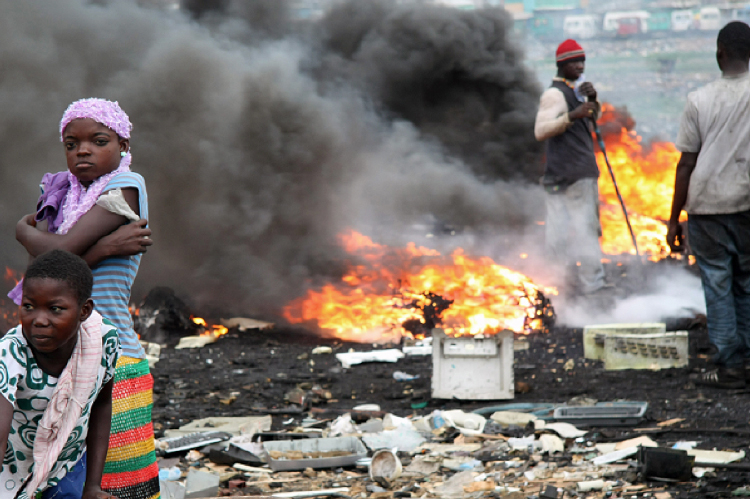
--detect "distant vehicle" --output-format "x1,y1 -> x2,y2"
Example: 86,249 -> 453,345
431,0 -> 481,9
647,10 -> 672,35
602,11 -> 650,34
671,9 -> 693,31
698,7 -> 721,31
616,16 -> 647,37
563,14 -> 598,40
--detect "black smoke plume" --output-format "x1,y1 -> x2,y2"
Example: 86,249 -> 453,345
0,0 -> 543,318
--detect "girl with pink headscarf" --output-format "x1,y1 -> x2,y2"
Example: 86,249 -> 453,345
12,98 -> 160,499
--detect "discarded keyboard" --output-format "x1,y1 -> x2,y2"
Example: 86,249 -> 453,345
157,431 -> 233,455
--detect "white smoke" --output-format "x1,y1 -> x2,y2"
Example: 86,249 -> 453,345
558,265 -> 705,327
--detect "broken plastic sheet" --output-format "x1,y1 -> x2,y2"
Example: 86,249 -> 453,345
435,470 -> 475,498
543,422 -> 587,439
163,416 -> 271,438
539,434 -> 565,454
329,414 -> 358,437
220,317 -> 274,331
689,449 -> 745,465
490,411 -> 538,427
402,337 -> 432,356
440,410 -> 487,435
361,426 -> 426,453
336,349 -> 404,368
591,447 -> 639,465
508,435 -> 537,451
175,335 -> 217,350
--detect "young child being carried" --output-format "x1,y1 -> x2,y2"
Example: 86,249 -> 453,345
11,98 -> 160,499
0,250 -> 120,499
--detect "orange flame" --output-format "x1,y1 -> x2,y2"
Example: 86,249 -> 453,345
191,316 -> 229,338
4,267 -> 20,286
0,268 -> 22,332
283,231 -> 556,342
596,104 -> 683,261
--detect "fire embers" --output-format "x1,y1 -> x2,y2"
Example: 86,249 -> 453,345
530,289 -> 556,334
283,231 -> 557,342
0,267 -> 21,332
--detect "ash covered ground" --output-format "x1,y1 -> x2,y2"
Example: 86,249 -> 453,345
149,260 -> 750,497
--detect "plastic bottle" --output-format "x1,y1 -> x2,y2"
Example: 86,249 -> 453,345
573,74 -> 587,102
393,371 -> 419,381
431,410 -> 445,429
159,467 -> 182,481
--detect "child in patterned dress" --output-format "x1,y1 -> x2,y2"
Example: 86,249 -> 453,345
0,250 -> 120,499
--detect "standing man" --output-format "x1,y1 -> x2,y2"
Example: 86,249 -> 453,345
667,21 -> 750,388
535,39 -> 606,295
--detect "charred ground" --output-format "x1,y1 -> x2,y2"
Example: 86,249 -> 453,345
149,261 -> 750,497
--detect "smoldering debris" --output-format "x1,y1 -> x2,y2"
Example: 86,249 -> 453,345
0,0 -> 544,317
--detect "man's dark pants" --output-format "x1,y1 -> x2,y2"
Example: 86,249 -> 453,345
689,209 -> 750,368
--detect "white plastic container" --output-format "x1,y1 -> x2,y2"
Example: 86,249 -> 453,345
431,328 -> 514,400
602,332 -> 688,370
583,323 -> 666,360
369,449 -> 402,480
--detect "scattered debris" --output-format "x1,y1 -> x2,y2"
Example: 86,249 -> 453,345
220,317 -> 274,331
392,371 -> 419,381
175,335 -> 217,350
263,436 -> 368,471
140,341 -> 161,368
134,286 -> 195,344
149,311 -> 750,498
369,449 -> 402,481
184,469 -> 219,498
336,349 -> 404,368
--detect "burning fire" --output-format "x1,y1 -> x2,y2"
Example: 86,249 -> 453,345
283,231 -> 556,342
192,317 -> 229,338
0,267 -> 21,331
596,104 -> 683,261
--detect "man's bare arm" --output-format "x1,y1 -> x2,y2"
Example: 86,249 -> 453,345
667,152 -> 699,252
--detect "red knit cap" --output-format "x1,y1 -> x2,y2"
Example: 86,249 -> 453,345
556,39 -> 585,63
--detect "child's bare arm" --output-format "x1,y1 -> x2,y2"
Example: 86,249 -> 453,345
81,220 -> 153,267
16,188 -> 140,258
82,379 -> 116,499
0,397 -> 12,471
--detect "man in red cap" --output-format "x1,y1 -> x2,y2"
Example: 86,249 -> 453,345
534,38 -> 606,295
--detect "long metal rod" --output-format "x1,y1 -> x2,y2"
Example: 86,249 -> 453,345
592,121 -> 641,258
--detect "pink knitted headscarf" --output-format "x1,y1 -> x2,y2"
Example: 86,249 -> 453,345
7,99 -> 135,306
57,98 -> 133,235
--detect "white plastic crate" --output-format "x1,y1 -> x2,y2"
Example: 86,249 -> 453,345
583,323 -> 666,360
431,328 -> 514,400
602,332 -> 688,371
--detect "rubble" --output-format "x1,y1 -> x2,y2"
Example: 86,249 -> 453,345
153,395 -> 750,498
149,304 -> 750,498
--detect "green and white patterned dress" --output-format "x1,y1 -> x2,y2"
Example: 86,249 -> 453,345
0,321 -> 119,498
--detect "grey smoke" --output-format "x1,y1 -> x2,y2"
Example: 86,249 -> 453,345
557,265 -> 706,327
0,0 -> 545,318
